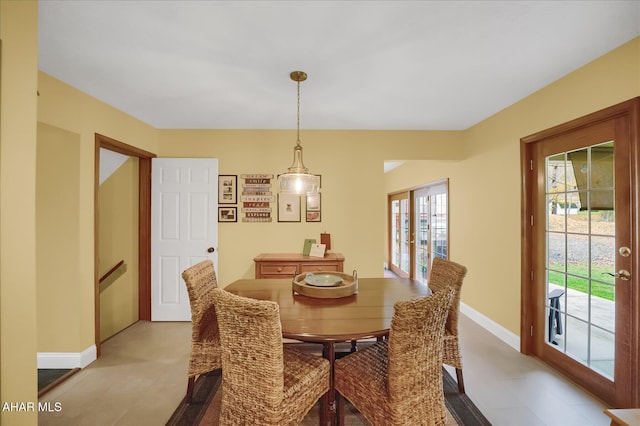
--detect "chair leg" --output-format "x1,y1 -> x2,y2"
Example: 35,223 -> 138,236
455,368 -> 465,394
319,391 -> 328,426
336,392 -> 345,426
185,376 -> 195,403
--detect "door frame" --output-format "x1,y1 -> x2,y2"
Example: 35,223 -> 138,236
94,133 -> 156,356
520,98 -> 640,407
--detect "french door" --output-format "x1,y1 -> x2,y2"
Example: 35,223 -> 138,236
389,192 -> 410,277
522,98 -> 639,407
413,182 -> 448,284
388,180 -> 448,282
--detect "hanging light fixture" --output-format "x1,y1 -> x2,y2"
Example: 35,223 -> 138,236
278,71 -> 320,195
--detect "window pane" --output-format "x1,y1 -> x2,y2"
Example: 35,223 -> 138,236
590,143 -> 614,190
548,193 -> 566,232
547,232 -> 565,273
564,316 -> 589,364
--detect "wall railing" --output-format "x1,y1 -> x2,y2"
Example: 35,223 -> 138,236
99,260 -> 125,284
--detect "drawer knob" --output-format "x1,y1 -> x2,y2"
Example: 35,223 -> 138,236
277,267 -> 282,272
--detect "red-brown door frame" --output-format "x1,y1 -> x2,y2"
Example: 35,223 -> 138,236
520,98 -> 640,407
94,133 -> 155,357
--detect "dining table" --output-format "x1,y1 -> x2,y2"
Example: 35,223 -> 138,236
223,275 -> 432,425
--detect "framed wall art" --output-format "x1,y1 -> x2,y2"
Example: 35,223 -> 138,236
306,193 -> 321,222
278,194 -> 301,222
218,206 -> 237,222
218,175 -> 237,204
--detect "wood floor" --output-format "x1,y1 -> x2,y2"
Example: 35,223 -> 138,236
38,314 -> 610,425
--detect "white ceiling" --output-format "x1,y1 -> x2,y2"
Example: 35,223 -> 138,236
38,1 -> 640,131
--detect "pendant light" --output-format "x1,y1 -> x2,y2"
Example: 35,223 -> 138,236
278,71 -> 320,195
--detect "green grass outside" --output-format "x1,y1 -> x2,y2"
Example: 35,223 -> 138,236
548,263 -> 615,301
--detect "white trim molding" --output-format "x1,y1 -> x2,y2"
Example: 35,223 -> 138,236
37,345 -> 97,369
460,302 -> 520,351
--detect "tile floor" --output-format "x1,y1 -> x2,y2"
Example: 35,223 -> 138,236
38,315 -> 610,426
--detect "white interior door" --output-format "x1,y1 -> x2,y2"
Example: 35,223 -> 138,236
151,158 -> 218,321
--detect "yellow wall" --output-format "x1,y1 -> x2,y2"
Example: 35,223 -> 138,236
99,157 -> 139,341
0,1 -> 39,424
385,37 -> 640,334
36,123 -> 82,351
36,72 -> 157,356
157,130 -> 463,286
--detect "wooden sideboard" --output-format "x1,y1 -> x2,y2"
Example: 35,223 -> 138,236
254,253 -> 345,279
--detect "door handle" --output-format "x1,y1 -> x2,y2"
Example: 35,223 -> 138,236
605,270 -> 630,281
207,247 -> 215,253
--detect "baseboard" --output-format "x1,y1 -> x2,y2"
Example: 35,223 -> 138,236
37,345 -> 97,369
460,302 -> 520,351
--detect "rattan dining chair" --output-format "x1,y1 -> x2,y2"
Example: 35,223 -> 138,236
181,259 -> 222,403
428,257 -> 468,393
334,288 -> 455,426
212,288 -> 331,425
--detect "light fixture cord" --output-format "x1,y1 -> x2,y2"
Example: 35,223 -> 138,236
296,79 -> 301,145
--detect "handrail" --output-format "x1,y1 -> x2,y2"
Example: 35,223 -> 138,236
99,260 -> 125,284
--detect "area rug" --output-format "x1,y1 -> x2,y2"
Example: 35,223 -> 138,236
166,368 -> 491,426
37,368 -> 80,397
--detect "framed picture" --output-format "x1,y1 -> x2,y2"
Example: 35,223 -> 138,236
278,194 -> 301,222
218,175 -> 237,204
306,193 -> 321,222
218,206 -> 237,222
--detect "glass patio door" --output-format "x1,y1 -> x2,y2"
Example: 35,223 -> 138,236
388,181 -> 448,280
523,99 -> 639,407
414,184 -> 448,284
389,192 -> 410,277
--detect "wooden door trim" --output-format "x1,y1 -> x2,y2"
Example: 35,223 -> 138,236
94,134 -> 156,357
520,97 -> 640,407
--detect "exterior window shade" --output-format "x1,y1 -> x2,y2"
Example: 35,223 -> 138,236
568,143 -> 614,211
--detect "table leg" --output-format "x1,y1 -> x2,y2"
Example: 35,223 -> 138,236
322,342 -> 336,425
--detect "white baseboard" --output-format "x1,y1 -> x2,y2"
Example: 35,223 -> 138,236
37,345 -> 97,369
460,302 -> 520,351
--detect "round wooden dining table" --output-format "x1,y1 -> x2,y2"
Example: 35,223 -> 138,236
224,276 -> 431,425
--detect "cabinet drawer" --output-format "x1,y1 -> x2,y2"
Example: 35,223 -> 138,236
300,264 -> 340,273
260,264 -> 298,276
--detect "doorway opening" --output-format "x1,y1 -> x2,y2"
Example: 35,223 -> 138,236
94,134 -> 155,357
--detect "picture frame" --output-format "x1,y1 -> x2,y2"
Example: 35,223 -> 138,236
218,206 -> 237,222
306,193 -> 321,222
218,175 -> 237,204
278,194 -> 301,222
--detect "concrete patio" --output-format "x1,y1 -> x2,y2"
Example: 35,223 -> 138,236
548,283 -> 614,379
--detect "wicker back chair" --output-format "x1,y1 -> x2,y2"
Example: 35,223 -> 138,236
334,288 -> 455,426
428,257 -> 468,393
212,288 -> 330,425
181,259 -> 222,402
